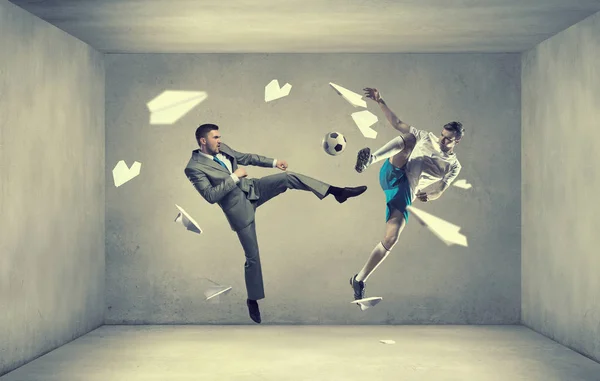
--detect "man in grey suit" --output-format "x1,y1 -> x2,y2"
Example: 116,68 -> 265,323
185,123 -> 367,323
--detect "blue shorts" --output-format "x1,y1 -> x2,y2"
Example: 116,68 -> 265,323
379,159 -> 412,222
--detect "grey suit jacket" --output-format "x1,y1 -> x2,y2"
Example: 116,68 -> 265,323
184,143 -> 275,232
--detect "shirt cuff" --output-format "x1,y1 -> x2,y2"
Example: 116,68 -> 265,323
273,159 -> 277,167
230,173 -> 240,184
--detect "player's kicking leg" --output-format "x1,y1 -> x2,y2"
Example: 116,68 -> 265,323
355,133 -> 415,173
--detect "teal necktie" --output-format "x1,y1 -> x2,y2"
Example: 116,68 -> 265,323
213,156 -> 229,171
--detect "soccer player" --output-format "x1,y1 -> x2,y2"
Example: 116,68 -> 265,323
350,87 -> 464,301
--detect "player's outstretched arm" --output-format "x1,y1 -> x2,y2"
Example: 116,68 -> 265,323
426,182 -> 450,201
425,162 -> 462,201
364,87 -> 410,134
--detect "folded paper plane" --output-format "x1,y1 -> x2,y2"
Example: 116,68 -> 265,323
265,79 -> 292,102
174,204 -> 202,234
406,206 -> 468,247
351,110 -> 378,139
329,82 -> 367,108
146,90 -> 208,125
453,179 -> 472,189
112,160 -> 141,187
198,278 -> 232,304
204,285 -> 232,301
351,296 -> 383,311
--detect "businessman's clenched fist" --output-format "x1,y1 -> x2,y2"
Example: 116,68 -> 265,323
276,160 -> 288,171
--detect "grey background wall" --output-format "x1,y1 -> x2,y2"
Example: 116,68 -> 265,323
522,11 -> 600,363
0,0 -> 105,376
105,53 -> 521,324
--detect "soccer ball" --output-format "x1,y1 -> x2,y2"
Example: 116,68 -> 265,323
322,132 -> 347,156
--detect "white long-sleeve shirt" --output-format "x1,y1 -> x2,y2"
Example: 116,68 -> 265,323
404,126 -> 462,200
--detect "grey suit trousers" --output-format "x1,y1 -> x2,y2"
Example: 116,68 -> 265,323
236,171 -> 330,300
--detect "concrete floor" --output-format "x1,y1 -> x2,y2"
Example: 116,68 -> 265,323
1,325 -> 599,381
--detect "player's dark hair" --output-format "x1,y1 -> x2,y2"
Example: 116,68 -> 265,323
443,121 -> 465,140
195,123 -> 219,143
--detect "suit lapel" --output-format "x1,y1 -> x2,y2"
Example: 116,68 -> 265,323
193,150 -> 230,173
218,145 -> 237,171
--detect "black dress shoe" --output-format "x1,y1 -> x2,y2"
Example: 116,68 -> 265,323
335,186 -> 368,203
246,299 -> 261,324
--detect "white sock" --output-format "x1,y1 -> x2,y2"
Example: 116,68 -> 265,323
371,136 -> 406,164
356,242 -> 391,282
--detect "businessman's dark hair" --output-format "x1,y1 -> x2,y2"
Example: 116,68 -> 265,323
443,121 -> 465,140
195,123 -> 219,143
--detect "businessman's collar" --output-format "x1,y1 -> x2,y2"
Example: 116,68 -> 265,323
197,150 -> 214,160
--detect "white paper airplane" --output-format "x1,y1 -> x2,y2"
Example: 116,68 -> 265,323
406,206 -> 468,247
351,296 -> 383,311
380,340 -> 396,344
453,179 -> 472,189
351,110 -> 378,139
264,79 -> 292,102
112,160 -> 141,187
174,204 -> 202,234
204,285 -> 232,301
146,90 -> 208,125
329,82 -> 367,108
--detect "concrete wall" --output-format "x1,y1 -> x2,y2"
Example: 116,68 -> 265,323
522,11 -> 600,363
105,52 -> 521,324
0,0 -> 105,376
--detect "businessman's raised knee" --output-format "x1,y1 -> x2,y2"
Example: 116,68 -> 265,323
283,171 -> 297,187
